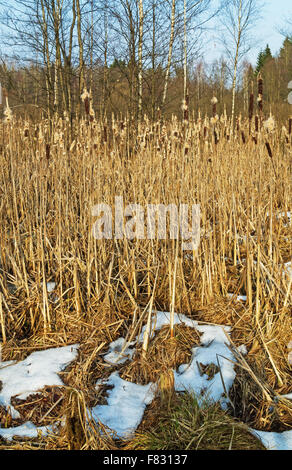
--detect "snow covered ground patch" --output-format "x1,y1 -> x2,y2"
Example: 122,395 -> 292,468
93,312 -> 238,437
103,338 -> 136,365
250,429 -> 292,451
174,324 -> 236,409
0,421 -> 54,442
0,312 -> 291,449
0,344 -> 79,419
91,372 -> 156,439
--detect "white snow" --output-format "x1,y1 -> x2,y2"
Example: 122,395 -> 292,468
266,211 -> 291,225
136,310 -> 198,343
91,372 -> 156,438
0,344 -> 79,418
92,315 -> 238,437
174,324 -> 236,407
0,421 -> 54,441
46,282 -> 56,293
227,293 -> 247,302
283,262 -> 291,280
250,429 -> 292,451
103,338 -> 135,365
278,393 -> 292,400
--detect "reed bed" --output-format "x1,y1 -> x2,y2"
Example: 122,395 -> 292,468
0,108 -> 291,449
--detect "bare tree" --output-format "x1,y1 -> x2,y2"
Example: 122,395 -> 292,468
218,0 -> 261,132
162,0 -> 176,108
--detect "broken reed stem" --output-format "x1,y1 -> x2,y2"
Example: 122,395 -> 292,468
170,242 -> 179,338
142,267 -> 159,358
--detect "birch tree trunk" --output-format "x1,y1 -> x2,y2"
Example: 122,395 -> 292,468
231,0 -> 242,133
183,0 -> 187,103
40,0 -> 52,118
162,0 -> 176,108
151,1 -> 156,121
51,0 -> 62,115
76,0 -> 85,116
102,0 -> 109,118
138,0 -> 144,122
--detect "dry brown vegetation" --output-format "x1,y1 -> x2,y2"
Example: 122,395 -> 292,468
0,107 -> 291,449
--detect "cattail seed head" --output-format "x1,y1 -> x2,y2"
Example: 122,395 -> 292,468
3,97 -> 13,123
263,116 -> 275,132
211,96 -> 218,117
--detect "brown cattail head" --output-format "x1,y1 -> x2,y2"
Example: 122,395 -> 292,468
214,129 -> 218,145
46,144 -> 50,161
257,74 -> 263,113
265,141 -> 277,176
255,115 -> 259,133
249,93 -> 254,121
258,73 -> 263,95
265,141 -> 273,159
289,117 -> 292,135
103,125 -> 107,143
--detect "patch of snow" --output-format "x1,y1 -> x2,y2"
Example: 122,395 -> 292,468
0,421 -> 54,441
136,310 -> 198,343
174,324 -> 236,407
250,429 -> 292,451
0,344 -> 79,418
266,211 -> 291,225
103,338 -> 135,365
227,293 -> 247,302
237,344 -> 247,355
283,262 -> 291,280
91,372 -> 156,438
92,318 -> 240,437
46,282 -> 56,293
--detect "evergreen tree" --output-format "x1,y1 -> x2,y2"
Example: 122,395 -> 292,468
264,44 -> 272,60
255,51 -> 265,75
279,37 -> 292,67
255,44 -> 272,75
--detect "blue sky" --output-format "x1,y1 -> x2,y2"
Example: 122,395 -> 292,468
206,0 -> 292,65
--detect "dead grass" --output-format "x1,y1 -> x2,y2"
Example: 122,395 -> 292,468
120,325 -> 201,385
126,392 -> 266,450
